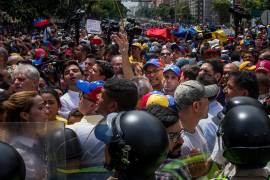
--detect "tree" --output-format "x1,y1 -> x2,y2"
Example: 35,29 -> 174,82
135,6 -> 157,19
87,0 -> 127,20
263,0 -> 270,9
156,4 -> 174,21
212,0 -> 231,24
175,1 -> 192,24
241,0 -> 262,9
0,0 -> 127,27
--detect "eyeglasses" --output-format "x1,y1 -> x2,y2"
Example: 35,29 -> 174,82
161,52 -> 170,56
168,128 -> 184,143
145,68 -> 161,75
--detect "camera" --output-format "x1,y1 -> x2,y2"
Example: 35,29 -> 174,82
125,18 -> 142,39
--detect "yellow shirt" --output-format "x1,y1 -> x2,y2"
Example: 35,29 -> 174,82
129,55 -> 142,64
56,115 -> 68,125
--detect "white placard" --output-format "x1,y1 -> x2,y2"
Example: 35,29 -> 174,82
86,19 -> 102,34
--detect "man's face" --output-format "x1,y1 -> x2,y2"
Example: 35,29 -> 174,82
111,56 -> 122,75
84,57 -> 96,74
243,53 -> 254,64
171,49 -> 181,61
163,71 -> 179,94
63,65 -> 83,88
88,64 -> 105,82
13,73 -> 37,92
224,76 -> 246,102
198,97 -> 209,119
79,93 -> 96,115
145,65 -> 163,89
199,63 -> 214,77
96,89 -> 115,116
221,63 -> 238,87
167,121 -> 184,158
160,49 -> 171,64
74,46 -> 82,61
131,46 -> 141,58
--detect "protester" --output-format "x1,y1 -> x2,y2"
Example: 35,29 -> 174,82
1,11 -> 270,179
224,71 -> 259,102
162,64 -> 181,96
143,58 -> 164,91
40,88 -> 68,124
3,91 -> 48,122
59,60 -> 84,118
12,63 -> 40,92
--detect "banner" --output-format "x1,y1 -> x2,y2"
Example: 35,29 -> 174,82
86,19 -> 102,35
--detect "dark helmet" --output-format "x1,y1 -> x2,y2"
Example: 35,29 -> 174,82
218,96 -> 265,120
48,128 -> 82,163
221,105 -> 270,168
95,110 -> 169,177
0,141 -> 25,180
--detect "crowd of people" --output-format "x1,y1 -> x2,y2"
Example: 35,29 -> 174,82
0,21 -> 270,179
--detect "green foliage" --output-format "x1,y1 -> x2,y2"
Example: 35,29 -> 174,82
175,1 -> 192,23
212,0 -> 231,24
264,0 -> 270,9
87,0 -> 127,19
0,0 -> 127,26
242,0 -> 263,9
135,3 -> 175,21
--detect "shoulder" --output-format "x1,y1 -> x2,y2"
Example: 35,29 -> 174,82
56,115 -> 68,124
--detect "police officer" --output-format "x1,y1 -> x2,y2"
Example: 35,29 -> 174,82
95,110 -> 169,180
217,98 -> 270,179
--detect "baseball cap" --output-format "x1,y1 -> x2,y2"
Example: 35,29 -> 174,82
163,65 -> 181,77
76,80 -> 104,102
143,58 -> 164,70
174,80 -> 219,109
146,94 -> 169,108
138,91 -> 164,109
256,60 -> 270,73
131,42 -> 143,50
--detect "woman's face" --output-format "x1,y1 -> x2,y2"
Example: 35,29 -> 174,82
41,93 -> 59,121
28,95 -> 49,122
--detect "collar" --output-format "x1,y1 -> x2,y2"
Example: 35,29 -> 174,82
81,114 -> 104,125
208,100 -> 223,117
67,90 -> 80,96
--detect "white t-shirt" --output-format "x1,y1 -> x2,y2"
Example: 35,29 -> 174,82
66,114 -> 105,167
181,126 -> 209,157
59,90 -> 80,119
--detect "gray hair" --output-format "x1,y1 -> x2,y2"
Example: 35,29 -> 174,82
14,63 -> 40,80
131,76 -> 153,98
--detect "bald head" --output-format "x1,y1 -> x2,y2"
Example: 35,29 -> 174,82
223,63 -> 238,74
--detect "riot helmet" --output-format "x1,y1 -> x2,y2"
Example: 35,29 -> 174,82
0,141 -> 25,180
95,110 -> 169,179
220,105 -> 270,168
217,96 -> 265,120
